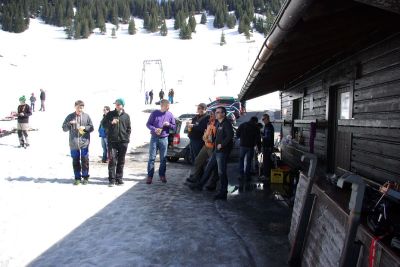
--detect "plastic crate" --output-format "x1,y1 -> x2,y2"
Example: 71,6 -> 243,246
271,168 -> 289,184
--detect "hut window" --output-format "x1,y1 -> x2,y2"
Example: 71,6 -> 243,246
339,92 -> 350,119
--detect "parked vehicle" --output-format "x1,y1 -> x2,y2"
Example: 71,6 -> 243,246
178,113 -> 196,120
206,96 -> 243,125
167,118 -> 192,163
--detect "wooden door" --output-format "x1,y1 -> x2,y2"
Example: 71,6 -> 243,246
335,85 -> 352,172
327,84 -> 352,173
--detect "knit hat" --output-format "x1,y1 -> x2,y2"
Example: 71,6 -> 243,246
19,96 -> 26,102
114,98 -> 125,106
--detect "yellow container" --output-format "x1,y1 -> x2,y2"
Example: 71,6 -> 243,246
270,168 -> 289,184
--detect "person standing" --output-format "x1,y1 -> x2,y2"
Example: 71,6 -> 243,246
62,100 -> 94,185
102,98 -> 131,187
39,89 -> 46,111
262,113 -> 275,180
159,89 -> 164,101
17,96 -> 32,148
186,111 -> 216,184
212,106 -> 234,200
145,91 -> 149,105
187,103 -> 209,163
145,99 -> 176,184
236,116 -> 261,188
98,106 -> 110,163
149,89 -> 154,104
168,89 -> 174,104
29,93 -> 36,112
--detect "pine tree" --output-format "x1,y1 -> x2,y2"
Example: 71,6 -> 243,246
98,13 -> 107,34
179,20 -> 192,40
188,14 -> 196,33
174,11 -> 182,30
81,19 -> 90,39
244,27 -> 251,41
111,27 -> 117,38
143,12 -> 150,30
65,18 -> 74,39
74,21 -> 81,39
220,31 -> 226,46
160,20 -> 168,36
200,12 -> 207,24
128,18 -> 136,35
226,14 -> 236,29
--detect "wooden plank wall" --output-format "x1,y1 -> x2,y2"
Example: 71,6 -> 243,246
351,36 -> 400,183
280,34 -> 400,184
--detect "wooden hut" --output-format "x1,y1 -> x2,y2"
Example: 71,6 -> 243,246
239,0 -> 400,266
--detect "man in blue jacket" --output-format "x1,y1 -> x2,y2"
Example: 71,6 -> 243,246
98,106 -> 110,163
62,100 -> 94,185
146,99 -> 176,184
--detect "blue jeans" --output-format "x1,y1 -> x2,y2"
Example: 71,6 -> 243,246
239,146 -> 254,178
216,152 -> 229,195
70,147 -> 89,179
189,139 -> 204,164
147,135 -> 168,178
101,137 -> 108,161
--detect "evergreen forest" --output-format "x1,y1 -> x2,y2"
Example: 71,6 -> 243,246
0,0 -> 283,40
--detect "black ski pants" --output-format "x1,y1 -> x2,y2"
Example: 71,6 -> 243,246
108,142 -> 128,182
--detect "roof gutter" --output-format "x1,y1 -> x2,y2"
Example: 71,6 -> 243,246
238,0 -> 316,101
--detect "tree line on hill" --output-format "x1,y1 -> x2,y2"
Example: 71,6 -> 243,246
0,0 -> 283,40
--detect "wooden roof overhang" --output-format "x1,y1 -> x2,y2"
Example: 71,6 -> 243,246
239,0 -> 400,101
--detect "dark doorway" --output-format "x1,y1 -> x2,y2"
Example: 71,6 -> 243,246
327,84 -> 352,173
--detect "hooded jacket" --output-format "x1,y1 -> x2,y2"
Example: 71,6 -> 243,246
62,112 -> 94,150
102,109 -> 131,143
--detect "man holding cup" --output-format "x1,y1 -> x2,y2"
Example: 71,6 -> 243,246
62,100 -> 94,185
102,98 -> 131,187
145,99 -> 176,184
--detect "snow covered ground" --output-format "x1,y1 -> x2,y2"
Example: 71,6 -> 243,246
0,15 -> 280,266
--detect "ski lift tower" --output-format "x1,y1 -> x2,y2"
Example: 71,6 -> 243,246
140,59 -> 167,93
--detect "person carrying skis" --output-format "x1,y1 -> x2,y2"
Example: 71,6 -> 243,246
102,98 -> 131,187
17,96 -> 32,148
62,100 -> 94,185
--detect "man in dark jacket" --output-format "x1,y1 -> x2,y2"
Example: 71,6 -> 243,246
188,103 -> 209,163
62,100 -> 94,185
159,89 -> 164,100
190,106 -> 233,200
102,98 -> 131,186
17,96 -> 32,148
236,116 -> 261,186
39,89 -> 46,111
262,113 -> 275,179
